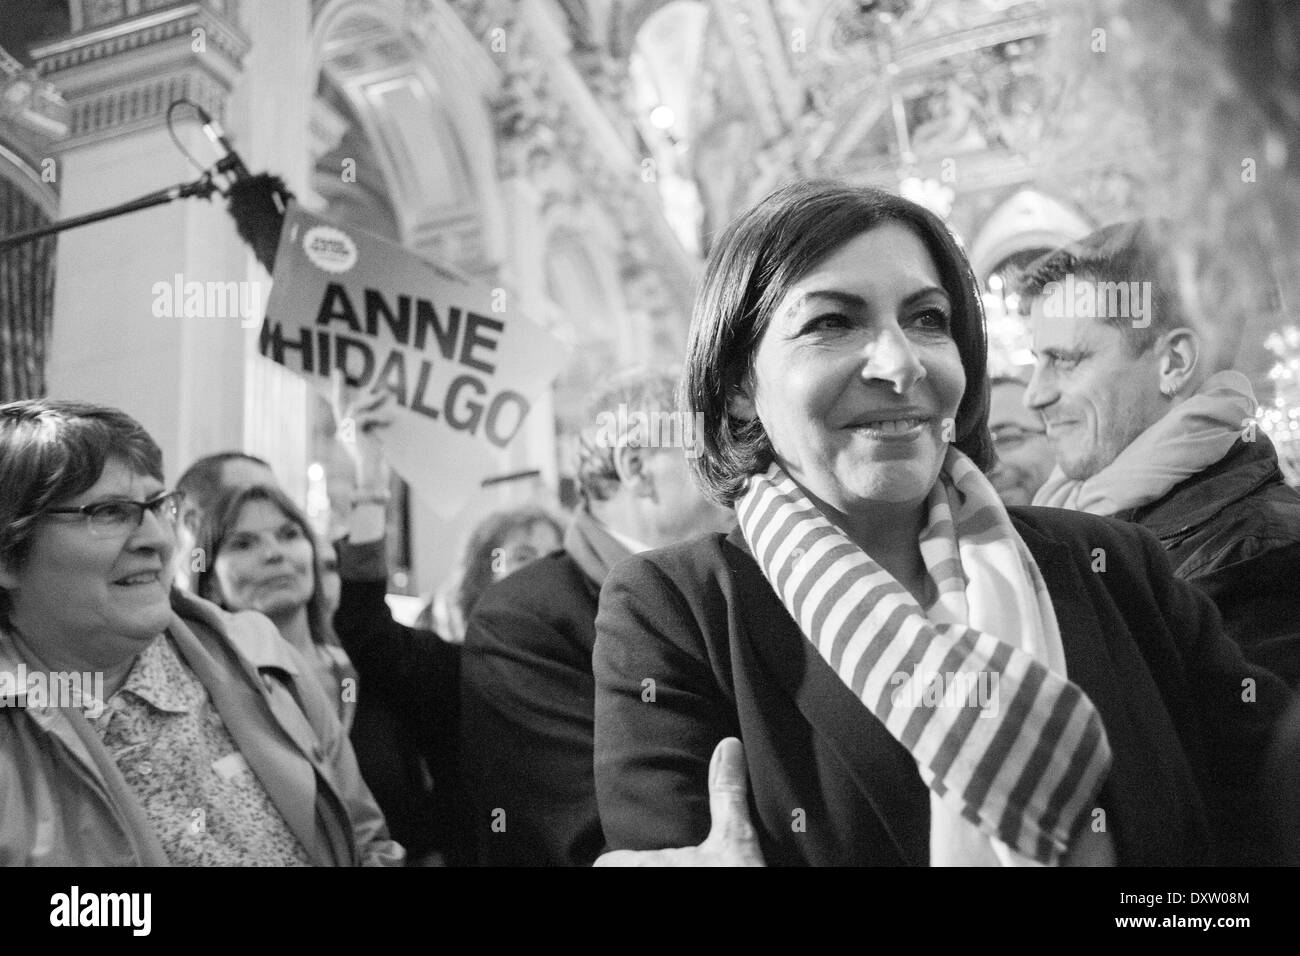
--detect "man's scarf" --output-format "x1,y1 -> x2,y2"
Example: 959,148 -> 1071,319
736,449 -> 1112,865
1032,370 -> 1255,515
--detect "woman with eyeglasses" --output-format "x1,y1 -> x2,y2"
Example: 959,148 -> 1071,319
0,399 -> 401,866
986,375 -> 1055,506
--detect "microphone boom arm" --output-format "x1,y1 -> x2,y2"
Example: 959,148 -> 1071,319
0,172 -> 220,252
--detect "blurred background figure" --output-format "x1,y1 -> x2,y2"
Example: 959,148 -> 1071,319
460,368 -> 733,866
327,387 -> 474,865
185,470 -> 458,865
417,507 -> 563,642
174,452 -> 275,591
318,536 -> 342,619
987,375 -> 1055,506
194,484 -> 354,728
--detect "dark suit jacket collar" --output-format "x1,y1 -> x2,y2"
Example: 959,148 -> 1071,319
563,506 -> 632,590
1007,513 -> 1112,692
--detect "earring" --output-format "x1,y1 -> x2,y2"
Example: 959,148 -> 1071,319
1162,382 -> 1180,398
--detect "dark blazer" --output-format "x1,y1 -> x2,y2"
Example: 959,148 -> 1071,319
593,507 -> 1290,866
461,551 -> 606,866
333,542 -> 472,865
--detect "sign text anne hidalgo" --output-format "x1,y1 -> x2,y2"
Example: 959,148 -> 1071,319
261,207 -> 570,518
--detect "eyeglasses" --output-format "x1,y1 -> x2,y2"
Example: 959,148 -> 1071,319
44,490 -> 183,538
991,425 -> 1047,450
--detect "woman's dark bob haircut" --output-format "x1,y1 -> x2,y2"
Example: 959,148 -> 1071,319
680,179 -> 993,505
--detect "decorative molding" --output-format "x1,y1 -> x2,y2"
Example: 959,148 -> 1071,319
401,0 -> 503,90
67,70 -> 231,143
0,46 -> 70,141
491,53 -> 562,180
708,0 -> 788,143
450,0 -> 697,331
570,45 -> 632,120
33,3 -> 248,75
439,0 -> 517,50
30,1 -> 248,149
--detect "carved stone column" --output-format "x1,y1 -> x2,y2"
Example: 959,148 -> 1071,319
31,0 -> 259,484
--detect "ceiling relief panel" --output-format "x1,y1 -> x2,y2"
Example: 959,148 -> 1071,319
317,5 -> 484,270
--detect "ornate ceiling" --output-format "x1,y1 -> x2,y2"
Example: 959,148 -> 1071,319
616,0 -> 1106,263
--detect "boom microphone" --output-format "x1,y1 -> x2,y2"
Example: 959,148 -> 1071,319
192,104 -> 252,181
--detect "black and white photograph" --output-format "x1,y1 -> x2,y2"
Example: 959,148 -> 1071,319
0,0 -> 1296,930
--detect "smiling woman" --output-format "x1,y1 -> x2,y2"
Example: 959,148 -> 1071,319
194,484 -> 356,731
0,399 -> 401,866
593,180 -> 1290,867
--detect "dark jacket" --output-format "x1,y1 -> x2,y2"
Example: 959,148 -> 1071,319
461,551 -> 605,866
333,539 -> 473,865
1115,434 -> 1300,687
459,506 -> 633,866
1269,694 -> 1300,865
594,509 -> 1289,866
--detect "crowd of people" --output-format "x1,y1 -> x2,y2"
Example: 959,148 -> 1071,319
1,180 -> 1297,866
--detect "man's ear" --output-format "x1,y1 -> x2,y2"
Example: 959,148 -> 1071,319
727,376 -> 758,423
612,445 -> 654,499
1158,327 -> 1200,395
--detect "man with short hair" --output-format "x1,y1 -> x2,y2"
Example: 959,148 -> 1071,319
1020,220 -> 1300,690
174,451 -> 276,590
987,375 -> 1055,506
460,369 -> 732,866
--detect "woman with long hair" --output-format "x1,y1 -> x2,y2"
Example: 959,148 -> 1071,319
195,484 -> 355,728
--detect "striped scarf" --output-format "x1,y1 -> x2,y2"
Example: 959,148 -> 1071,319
736,449 -> 1112,865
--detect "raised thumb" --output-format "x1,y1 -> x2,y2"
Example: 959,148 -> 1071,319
706,737 -> 756,848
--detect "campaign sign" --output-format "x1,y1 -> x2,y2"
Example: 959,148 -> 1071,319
261,205 -> 570,518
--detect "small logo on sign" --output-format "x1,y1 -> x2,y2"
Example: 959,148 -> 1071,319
303,225 -> 358,274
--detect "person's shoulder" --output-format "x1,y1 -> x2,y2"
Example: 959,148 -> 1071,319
1221,480 -> 1300,547
465,550 -> 599,657
170,588 -> 307,676
598,533 -> 742,660
610,531 -> 738,589
1176,490 -> 1300,578
1009,504 -> 1156,551
474,549 -> 593,612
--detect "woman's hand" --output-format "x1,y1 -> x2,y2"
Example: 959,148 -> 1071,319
330,369 -> 394,492
593,738 -> 766,867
